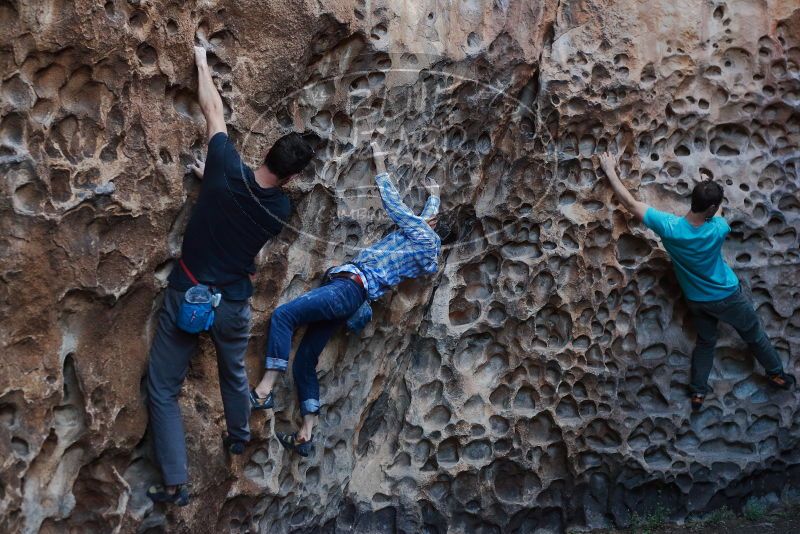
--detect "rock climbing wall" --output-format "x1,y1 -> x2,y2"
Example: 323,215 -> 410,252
1,0 -> 799,532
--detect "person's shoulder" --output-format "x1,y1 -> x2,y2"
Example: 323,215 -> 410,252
263,188 -> 292,221
221,141 -> 250,176
207,131 -> 229,156
646,206 -> 678,219
711,215 -> 730,233
277,190 -> 292,215
209,131 -> 228,145
643,206 -> 678,227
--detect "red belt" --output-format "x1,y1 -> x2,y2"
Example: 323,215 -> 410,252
330,271 -> 364,289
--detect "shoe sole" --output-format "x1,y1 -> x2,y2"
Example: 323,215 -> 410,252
766,374 -> 796,391
276,434 -> 312,457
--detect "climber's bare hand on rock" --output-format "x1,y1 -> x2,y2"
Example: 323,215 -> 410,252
598,152 -> 618,177
194,45 -> 208,67
188,157 -> 205,179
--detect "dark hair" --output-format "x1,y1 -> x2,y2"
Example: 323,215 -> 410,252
435,205 -> 477,246
434,219 -> 453,244
691,180 -> 723,213
264,132 -> 314,180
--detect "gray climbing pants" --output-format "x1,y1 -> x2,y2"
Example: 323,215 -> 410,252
687,286 -> 783,395
146,288 -> 251,486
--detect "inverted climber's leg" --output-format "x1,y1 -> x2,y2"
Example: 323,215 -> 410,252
292,319 -> 342,438
254,278 -> 365,408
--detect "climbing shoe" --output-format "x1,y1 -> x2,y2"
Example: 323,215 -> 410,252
690,393 -> 705,412
250,389 -> 274,411
147,484 -> 190,507
767,372 -> 796,390
276,431 -> 314,458
223,435 -> 246,455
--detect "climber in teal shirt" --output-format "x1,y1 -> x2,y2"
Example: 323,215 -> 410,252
641,207 -> 739,302
597,152 -> 794,412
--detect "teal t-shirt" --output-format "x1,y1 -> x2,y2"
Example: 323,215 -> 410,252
643,207 -> 739,302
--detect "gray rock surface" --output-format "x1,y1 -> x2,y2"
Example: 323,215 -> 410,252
1,0 -> 799,532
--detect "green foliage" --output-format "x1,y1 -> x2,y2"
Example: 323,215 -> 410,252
687,506 -> 736,527
702,505 -> 735,525
630,503 -> 669,534
743,499 -> 768,521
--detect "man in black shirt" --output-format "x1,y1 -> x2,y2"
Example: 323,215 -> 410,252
146,45 -> 313,506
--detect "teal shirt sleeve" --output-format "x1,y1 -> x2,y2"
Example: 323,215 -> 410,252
643,207 -> 675,238
712,216 -> 730,238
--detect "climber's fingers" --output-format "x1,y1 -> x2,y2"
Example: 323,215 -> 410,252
187,157 -> 205,179
597,152 -> 617,173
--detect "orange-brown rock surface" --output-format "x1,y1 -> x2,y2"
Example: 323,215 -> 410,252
1,1 -> 799,532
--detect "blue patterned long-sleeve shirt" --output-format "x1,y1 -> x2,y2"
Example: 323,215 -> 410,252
330,172 -> 441,300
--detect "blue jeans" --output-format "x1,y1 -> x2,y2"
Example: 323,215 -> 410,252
265,278 -> 366,415
687,286 -> 783,394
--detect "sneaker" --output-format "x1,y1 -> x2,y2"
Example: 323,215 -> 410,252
250,389 -> 274,411
147,484 -> 190,506
767,372 -> 796,390
690,393 -> 705,412
223,435 -> 246,455
276,431 -> 314,457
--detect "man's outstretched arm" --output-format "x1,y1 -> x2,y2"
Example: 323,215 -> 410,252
194,46 -> 226,142
597,152 -> 648,221
419,180 -> 441,220
375,174 -> 440,228
370,142 -> 439,242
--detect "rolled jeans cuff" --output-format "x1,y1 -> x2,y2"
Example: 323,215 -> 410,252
300,398 -> 320,416
265,356 -> 288,371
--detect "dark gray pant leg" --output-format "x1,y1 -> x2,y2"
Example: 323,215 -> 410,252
720,290 -> 783,375
209,298 -> 252,443
688,302 -> 719,395
147,289 -> 198,486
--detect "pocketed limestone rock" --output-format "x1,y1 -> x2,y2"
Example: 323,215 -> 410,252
1,1 -> 799,532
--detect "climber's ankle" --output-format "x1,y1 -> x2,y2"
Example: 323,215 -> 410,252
254,384 -> 271,399
255,371 -> 279,398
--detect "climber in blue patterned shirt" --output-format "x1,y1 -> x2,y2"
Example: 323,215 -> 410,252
249,143 -> 454,457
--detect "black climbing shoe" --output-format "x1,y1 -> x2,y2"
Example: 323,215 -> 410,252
690,393 -> 705,412
250,389 -> 274,411
147,484 -> 189,507
767,372 -> 796,391
223,435 -> 246,455
276,431 -> 314,458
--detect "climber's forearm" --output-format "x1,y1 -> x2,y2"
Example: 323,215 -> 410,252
195,48 -> 226,141
606,169 -> 648,220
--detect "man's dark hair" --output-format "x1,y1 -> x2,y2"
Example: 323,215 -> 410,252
435,205 -> 477,246
264,132 -> 314,180
434,218 -> 453,244
690,180 -> 723,213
